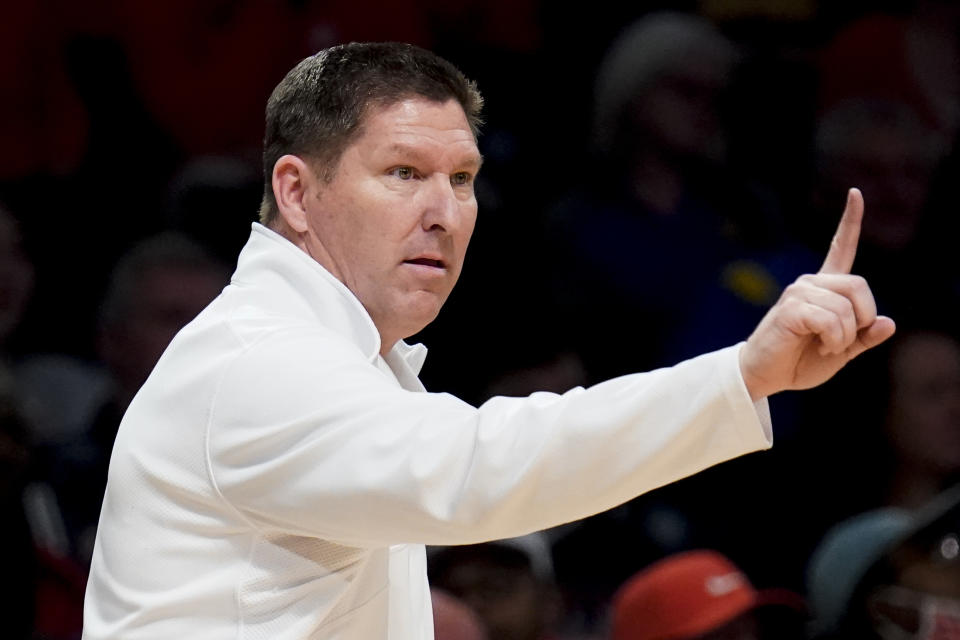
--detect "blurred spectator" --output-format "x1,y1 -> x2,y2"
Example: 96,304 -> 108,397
431,588 -> 489,640
544,11 -> 794,381
810,3 -> 960,332
883,330 -> 960,510
856,485 -> 960,639
814,99 -> 945,255
809,98 -> 948,316
429,533 -> 563,640
37,232 -> 229,565
610,549 -> 806,640
807,508 -> 914,638
815,325 -> 960,516
818,1 -> 960,142
590,13 -> 737,185
0,363 -> 86,639
805,323 -> 960,636
810,483 -> 960,638
96,232 -> 229,410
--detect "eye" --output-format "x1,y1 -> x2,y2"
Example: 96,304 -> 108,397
392,166 -> 415,180
451,171 -> 472,186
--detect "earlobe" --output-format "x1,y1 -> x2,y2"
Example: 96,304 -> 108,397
273,154 -> 312,234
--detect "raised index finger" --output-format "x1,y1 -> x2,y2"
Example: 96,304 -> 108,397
820,188 -> 864,275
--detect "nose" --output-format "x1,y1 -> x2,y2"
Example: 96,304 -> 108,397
420,174 -> 461,233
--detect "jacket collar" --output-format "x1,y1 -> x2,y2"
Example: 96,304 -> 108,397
231,224 -> 428,376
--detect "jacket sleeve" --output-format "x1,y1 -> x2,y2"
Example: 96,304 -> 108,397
206,327 -> 771,548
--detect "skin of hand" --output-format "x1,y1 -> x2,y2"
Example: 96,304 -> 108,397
739,188 -> 897,401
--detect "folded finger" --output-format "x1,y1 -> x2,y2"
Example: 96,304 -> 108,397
795,301 -> 848,356
797,287 -> 858,352
795,273 -> 878,329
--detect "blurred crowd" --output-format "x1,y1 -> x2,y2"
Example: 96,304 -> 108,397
3,0 -> 960,638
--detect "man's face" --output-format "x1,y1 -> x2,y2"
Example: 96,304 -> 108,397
300,97 -> 481,350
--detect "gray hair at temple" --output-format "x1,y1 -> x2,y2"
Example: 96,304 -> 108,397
258,42 -> 484,226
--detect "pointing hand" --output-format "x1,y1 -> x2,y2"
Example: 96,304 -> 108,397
738,188 -> 896,401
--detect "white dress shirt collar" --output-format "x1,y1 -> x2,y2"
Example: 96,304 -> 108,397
231,223 -> 428,376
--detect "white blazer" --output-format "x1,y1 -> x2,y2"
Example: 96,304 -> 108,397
83,223 -> 772,639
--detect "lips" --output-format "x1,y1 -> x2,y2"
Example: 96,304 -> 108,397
403,255 -> 446,269
406,258 -> 443,268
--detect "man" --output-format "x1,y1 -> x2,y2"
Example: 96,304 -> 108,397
83,42 -> 894,639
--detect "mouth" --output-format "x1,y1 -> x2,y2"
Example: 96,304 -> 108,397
404,257 -> 446,269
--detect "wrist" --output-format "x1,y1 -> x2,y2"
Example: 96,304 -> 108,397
738,342 -> 772,402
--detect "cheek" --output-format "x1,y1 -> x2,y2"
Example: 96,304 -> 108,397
330,207 -> 397,263
447,214 -> 476,279
458,203 -> 479,245
362,187 -> 422,239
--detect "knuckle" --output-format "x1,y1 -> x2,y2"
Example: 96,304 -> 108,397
840,294 -> 855,315
785,278 -> 810,296
782,295 -> 803,312
850,274 -> 869,293
810,305 -> 830,326
781,284 -> 796,300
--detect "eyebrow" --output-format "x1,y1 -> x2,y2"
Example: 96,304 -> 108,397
385,143 -> 484,171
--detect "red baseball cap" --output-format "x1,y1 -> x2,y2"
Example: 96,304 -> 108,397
610,550 -> 762,640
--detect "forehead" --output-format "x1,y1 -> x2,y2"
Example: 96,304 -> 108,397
351,98 -> 481,166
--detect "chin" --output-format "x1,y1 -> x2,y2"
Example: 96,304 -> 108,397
398,297 -> 447,336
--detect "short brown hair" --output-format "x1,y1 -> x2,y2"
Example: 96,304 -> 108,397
258,42 -> 484,225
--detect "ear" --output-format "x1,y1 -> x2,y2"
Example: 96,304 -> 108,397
272,154 -> 315,234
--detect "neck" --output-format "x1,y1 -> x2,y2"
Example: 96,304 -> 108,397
272,218 -> 396,355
